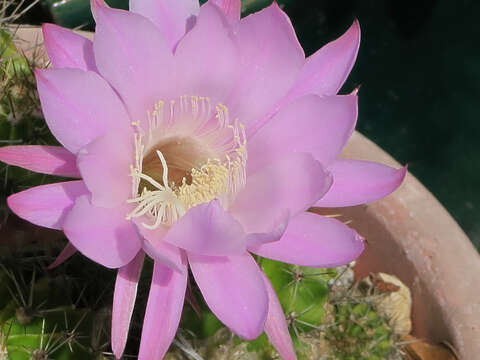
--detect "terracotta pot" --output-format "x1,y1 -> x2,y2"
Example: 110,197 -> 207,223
334,132 -> 480,359
8,26 -> 480,359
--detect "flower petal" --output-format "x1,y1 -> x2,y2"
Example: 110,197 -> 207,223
211,0 -> 241,23
316,159 -> 407,207
92,0 -> 175,130
249,212 -> 365,268
77,132 -> 133,208
230,152 -> 332,235
244,212 -> 289,248
287,20 -> 360,99
164,200 -> 246,256
138,255 -> 188,360
227,2 -> 304,132
7,181 -> 88,230
63,196 -> 142,269
175,1 -> 239,103
261,272 -> 297,360
248,94 -> 357,173
129,0 -> 199,50
35,68 -> 131,154
48,243 -> 77,269
112,251 -> 145,359
188,252 -> 268,340
0,145 -> 80,177
42,23 -> 97,71
137,223 -> 189,273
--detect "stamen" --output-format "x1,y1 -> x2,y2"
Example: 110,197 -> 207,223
156,150 -> 170,190
126,96 -> 247,229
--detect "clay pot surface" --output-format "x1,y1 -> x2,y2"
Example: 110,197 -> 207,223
336,132 -> 480,359
8,25 -> 480,360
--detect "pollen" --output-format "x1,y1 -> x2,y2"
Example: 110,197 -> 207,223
126,96 -> 247,229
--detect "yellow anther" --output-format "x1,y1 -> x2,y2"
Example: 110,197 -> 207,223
127,96 -> 247,229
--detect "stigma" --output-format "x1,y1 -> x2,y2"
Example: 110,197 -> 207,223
126,96 -> 247,229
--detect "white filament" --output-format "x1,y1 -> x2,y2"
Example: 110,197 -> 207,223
126,96 -> 247,229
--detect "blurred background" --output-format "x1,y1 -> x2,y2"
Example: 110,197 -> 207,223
3,0 -> 480,249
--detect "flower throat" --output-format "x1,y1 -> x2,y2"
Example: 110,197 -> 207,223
126,96 -> 247,229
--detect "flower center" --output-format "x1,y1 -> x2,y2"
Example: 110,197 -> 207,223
126,96 -> 247,229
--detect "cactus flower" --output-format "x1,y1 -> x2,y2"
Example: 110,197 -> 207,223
0,0 -> 406,359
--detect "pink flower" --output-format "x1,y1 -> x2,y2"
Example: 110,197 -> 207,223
0,0 -> 406,359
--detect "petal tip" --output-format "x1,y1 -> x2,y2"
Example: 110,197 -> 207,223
34,68 -> 55,85
352,18 -> 361,33
90,0 -> 106,8
265,1 -> 291,23
397,164 -> 408,185
6,192 -> 29,219
41,22 -> 56,35
0,146 -> 12,163
350,84 -> 361,95
33,68 -> 45,80
90,0 -> 108,19
354,233 -> 366,254
6,192 -> 36,227
268,0 -> 285,13
6,193 -> 18,213
345,18 -> 361,46
111,343 -> 124,360
394,165 -> 408,189
235,308 -> 267,340
241,328 -> 264,341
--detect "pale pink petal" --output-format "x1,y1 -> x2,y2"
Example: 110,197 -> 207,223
35,68 -> 131,154
112,251 -> 145,359
211,0 -> 241,23
230,153 -> 332,235
316,159 -> 407,207
244,212 -> 289,248
248,94 -> 358,173
137,223 -> 189,273
129,0 -> 199,50
227,2 -> 304,133
175,2 -> 239,103
42,23 -> 97,71
287,20 -> 360,100
63,196 -> 142,269
91,0 -> 175,130
261,272 -> 297,360
7,181 -> 88,230
138,253 -> 188,360
0,145 -> 80,177
188,252 -> 268,340
249,212 -> 365,268
77,132 -> 133,208
164,200 -> 246,256
47,243 -> 77,269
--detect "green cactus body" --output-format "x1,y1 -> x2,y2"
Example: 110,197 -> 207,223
1,28 -> 63,214
260,258 -> 333,336
175,258 -> 335,359
0,30 -> 30,75
0,266 -> 111,360
1,304 -> 110,360
326,301 -> 395,360
175,259 -> 398,360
